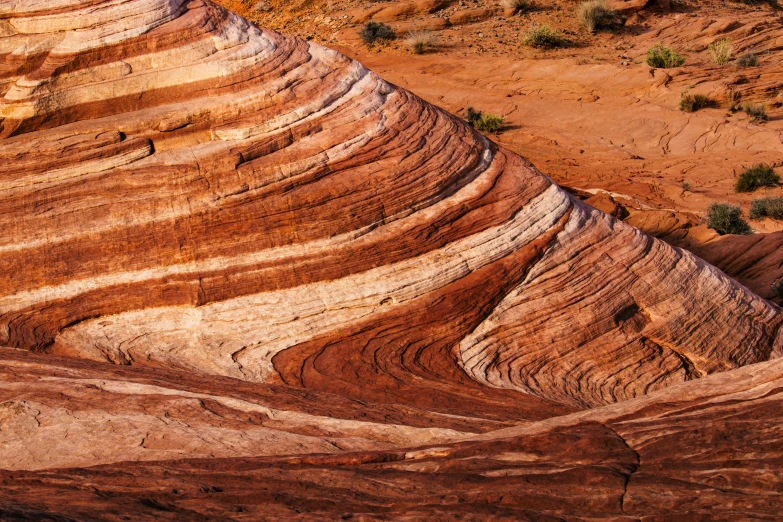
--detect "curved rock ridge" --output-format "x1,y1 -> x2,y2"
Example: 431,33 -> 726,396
1,347 -> 782,520
0,0 -> 781,414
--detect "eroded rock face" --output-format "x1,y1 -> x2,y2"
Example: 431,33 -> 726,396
1,0 -> 781,409
0,1 -> 782,517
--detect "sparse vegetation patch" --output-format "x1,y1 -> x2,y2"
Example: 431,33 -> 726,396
577,0 -> 616,33
466,107 -> 505,134
707,38 -> 732,66
749,197 -> 783,220
405,30 -> 438,54
736,164 -> 780,193
742,102 -> 768,123
523,24 -> 569,49
646,45 -> 685,68
359,21 -> 396,45
737,52 -> 758,68
706,203 -> 752,235
679,92 -> 714,112
502,0 -> 531,14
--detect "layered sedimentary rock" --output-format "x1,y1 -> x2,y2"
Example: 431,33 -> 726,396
1,0 -> 780,408
0,0 -> 782,518
2,347 -> 782,520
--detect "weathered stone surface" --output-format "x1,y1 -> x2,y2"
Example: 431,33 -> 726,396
1,348 -> 781,520
0,0 -> 782,518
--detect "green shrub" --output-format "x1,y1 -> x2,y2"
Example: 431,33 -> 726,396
679,93 -> 713,112
523,24 -> 569,49
735,164 -> 779,192
707,38 -> 732,65
577,0 -> 616,33
465,107 -> 504,134
359,21 -> 396,45
706,203 -> 752,235
742,102 -> 768,123
749,197 -> 783,220
737,52 -> 758,68
646,45 -> 685,68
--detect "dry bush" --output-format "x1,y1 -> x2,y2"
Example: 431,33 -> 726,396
742,102 -> 768,123
679,92 -> 713,112
523,24 -> 568,49
577,0 -> 615,33
707,38 -> 732,65
405,30 -> 438,54
501,0 -> 531,14
359,22 -> 396,45
737,52 -> 758,68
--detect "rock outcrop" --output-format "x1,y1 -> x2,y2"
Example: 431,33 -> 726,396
0,0 -> 781,518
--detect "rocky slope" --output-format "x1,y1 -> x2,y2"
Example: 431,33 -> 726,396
228,0 -> 783,300
1,0 -> 782,518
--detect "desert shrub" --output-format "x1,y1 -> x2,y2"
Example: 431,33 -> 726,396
726,88 -> 742,111
681,181 -> 692,191
679,92 -> 713,112
706,203 -> 752,235
523,24 -> 568,49
736,164 -> 780,192
707,38 -> 732,66
577,0 -> 616,33
359,21 -> 396,45
646,45 -> 685,68
501,0 -> 530,14
737,52 -> 758,68
742,102 -> 768,123
465,107 -> 504,133
749,197 -> 783,220
405,30 -> 438,54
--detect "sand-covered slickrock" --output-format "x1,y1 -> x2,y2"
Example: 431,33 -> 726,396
0,0 -> 782,518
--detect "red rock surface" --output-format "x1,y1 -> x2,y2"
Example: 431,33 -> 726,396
1,0 -> 782,518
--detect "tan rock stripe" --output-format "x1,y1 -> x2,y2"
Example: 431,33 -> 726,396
54,183 -> 570,380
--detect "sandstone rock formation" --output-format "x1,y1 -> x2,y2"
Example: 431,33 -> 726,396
0,0 -> 781,518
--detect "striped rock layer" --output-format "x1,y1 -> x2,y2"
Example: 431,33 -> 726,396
1,2 -> 783,513
1,0 -> 782,409
2,0 -> 783,518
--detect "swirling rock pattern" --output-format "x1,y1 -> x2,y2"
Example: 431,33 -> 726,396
0,0 -> 782,517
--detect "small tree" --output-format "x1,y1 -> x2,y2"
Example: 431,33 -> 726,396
706,203 -> 752,235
